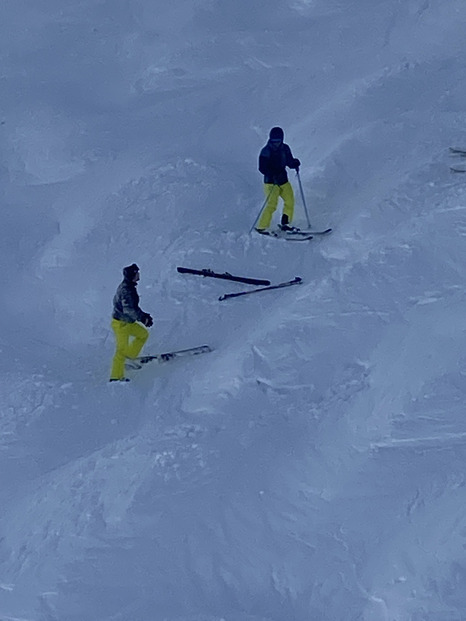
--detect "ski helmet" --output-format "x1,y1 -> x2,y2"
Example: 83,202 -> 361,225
269,126 -> 284,141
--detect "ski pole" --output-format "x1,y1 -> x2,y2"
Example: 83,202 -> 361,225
249,184 -> 276,234
296,170 -> 311,228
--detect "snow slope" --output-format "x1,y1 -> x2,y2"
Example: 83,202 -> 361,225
2,1 -> 466,620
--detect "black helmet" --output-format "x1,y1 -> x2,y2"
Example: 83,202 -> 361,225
269,126 -> 284,141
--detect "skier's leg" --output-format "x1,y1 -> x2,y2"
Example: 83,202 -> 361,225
110,321 -> 149,379
280,182 -> 295,224
126,322 -> 149,359
257,184 -> 279,229
110,319 -> 130,380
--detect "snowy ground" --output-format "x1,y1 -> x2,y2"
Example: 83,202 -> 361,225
2,1 -> 466,620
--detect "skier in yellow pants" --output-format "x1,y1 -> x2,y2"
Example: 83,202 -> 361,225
110,263 -> 153,382
257,181 -> 295,231
256,126 -> 301,232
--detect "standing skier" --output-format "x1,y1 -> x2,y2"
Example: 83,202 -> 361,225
109,263 -> 153,382
256,126 -> 301,232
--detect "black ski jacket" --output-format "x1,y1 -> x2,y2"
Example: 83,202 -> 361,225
112,278 -> 147,323
258,141 -> 299,185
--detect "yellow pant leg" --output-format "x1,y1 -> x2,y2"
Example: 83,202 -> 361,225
110,319 -> 129,380
110,319 -> 149,380
257,184 -> 280,229
126,322 -> 149,358
279,182 -> 295,223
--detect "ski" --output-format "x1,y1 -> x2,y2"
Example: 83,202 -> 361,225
177,267 -> 270,286
450,167 -> 466,173
280,226 -> 332,236
219,277 -> 302,301
255,229 -> 313,241
126,345 -> 212,370
449,147 -> 466,156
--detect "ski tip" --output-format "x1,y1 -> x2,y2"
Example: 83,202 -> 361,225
308,227 -> 332,235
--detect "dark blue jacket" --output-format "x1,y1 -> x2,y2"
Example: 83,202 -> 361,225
259,141 -> 300,185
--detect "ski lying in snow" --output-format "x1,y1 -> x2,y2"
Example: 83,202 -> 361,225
450,167 -> 466,173
255,229 -> 313,241
449,147 -> 466,156
126,345 -> 212,370
219,277 -> 302,301
177,267 -> 270,286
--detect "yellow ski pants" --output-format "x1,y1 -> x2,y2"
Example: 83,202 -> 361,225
257,181 -> 295,229
110,318 -> 149,380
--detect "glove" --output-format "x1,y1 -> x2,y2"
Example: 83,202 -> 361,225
292,158 -> 301,170
142,313 -> 153,327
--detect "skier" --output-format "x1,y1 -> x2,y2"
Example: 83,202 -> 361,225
109,263 -> 153,382
256,126 -> 301,232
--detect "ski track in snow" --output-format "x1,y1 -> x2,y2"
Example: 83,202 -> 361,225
2,1 -> 466,620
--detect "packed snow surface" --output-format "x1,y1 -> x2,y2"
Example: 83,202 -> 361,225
2,1 -> 466,620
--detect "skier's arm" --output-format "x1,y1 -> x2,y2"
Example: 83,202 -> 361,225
285,145 -> 300,170
121,287 -> 146,323
258,152 -> 271,177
